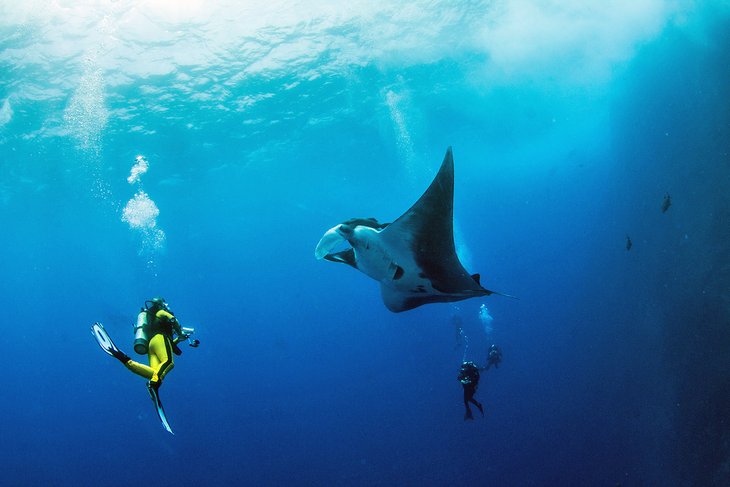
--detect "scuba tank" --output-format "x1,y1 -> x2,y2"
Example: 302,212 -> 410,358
133,309 -> 150,355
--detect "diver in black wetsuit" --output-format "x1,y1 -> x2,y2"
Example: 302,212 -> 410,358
458,361 -> 484,420
485,344 -> 502,371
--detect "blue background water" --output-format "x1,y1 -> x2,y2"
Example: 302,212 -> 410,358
1,2 -> 729,485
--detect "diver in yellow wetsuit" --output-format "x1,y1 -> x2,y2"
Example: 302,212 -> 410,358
92,297 -> 199,434
124,297 -> 187,391
94,297 -> 192,392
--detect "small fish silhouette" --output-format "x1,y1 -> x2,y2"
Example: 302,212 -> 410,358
625,234 -> 632,251
661,193 -> 672,213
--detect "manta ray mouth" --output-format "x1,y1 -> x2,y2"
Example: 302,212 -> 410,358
314,224 -> 348,260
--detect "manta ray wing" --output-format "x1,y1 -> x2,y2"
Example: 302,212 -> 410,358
376,147 -> 493,312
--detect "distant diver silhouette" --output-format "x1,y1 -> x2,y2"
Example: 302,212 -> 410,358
484,344 -> 502,371
458,361 -> 484,420
661,193 -> 672,213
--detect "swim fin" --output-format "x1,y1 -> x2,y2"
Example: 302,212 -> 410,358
91,322 -> 130,363
147,382 -> 174,435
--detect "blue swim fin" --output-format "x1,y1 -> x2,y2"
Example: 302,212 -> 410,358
147,382 -> 174,435
91,322 -> 129,362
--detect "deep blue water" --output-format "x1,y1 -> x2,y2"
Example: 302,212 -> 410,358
1,2 -> 729,486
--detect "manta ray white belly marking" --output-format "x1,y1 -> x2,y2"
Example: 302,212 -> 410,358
349,226 -> 400,282
315,147 -> 512,312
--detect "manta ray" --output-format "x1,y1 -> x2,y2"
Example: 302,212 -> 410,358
315,147 -> 511,312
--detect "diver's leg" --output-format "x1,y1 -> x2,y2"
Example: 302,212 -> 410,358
147,334 -> 175,388
468,384 -> 484,416
91,323 -> 155,380
463,387 -> 474,420
464,405 -> 473,420
470,397 -> 484,416
124,359 -> 155,380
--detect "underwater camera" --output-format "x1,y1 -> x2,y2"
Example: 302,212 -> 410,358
182,326 -> 200,347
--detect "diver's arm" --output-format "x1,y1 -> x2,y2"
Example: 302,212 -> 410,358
172,333 -> 188,345
171,319 -> 187,343
157,309 -> 187,342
